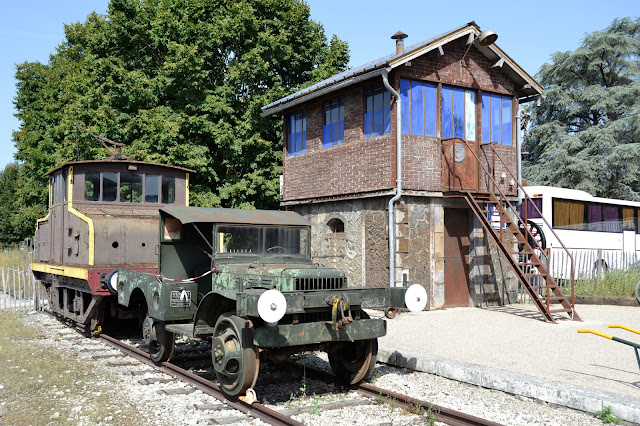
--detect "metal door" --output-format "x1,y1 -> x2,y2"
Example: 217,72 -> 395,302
444,208 -> 471,307
441,138 -> 478,191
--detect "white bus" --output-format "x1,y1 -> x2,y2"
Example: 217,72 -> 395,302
521,186 -> 640,279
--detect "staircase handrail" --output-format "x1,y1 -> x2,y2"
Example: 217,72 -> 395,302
444,138 -> 575,310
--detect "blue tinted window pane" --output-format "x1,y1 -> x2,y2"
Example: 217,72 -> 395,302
482,93 -> 491,142
453,88 -> 465,138
464,90 -> 476,141
374,90 -> 383,137
442,86 -> 452,138
364,111 -> 373,139
400,79 -> 410,134
502,97 -> 512,145
411,81 -> 424,135
384,106 -> 391,135
491,94 -> 501,143
331,122 -> 338,145
322,124 -> 330,148
425,83 -> 436,137
339,120 -> 344,144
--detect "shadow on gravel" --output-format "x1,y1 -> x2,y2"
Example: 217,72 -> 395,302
481,304 -> 565,322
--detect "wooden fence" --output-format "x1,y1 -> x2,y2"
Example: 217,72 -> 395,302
0,266 -> 45,312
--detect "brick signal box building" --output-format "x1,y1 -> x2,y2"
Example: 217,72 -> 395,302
262,22 -> 544,310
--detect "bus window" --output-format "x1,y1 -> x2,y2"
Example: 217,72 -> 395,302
520,198 -> 542,219
162,176 -> 176,204
622,207 -> 636,232
603,205 -> 621,233
145,175 -> 160,203
120,173 -> 143,203
103,172 -> 117,202
84,172 -> 101,201
553,199 -> 585,230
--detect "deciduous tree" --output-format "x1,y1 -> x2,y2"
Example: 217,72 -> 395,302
11,0 -> 349,243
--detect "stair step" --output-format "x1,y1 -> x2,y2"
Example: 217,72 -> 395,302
528,285 -> 558,290
524,273 -> 547,277
534,296 -> 567,301
548,308 -> 574,314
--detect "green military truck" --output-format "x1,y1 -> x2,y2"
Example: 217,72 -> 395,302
113,206 -> 426,396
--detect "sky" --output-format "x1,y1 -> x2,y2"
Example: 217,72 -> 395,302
1,0 -> 638,170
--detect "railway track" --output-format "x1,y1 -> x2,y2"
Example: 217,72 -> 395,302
98,333 -> 502,426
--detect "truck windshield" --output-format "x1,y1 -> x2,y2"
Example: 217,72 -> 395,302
216,225 -> 310,257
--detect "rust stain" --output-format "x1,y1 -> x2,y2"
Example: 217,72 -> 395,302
298,330 -> 305,337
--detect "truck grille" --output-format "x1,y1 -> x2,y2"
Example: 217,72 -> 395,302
295,277 -> 345,291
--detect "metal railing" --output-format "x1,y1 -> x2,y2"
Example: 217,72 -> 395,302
0,266 -> 45,312
446,138 -> 576,315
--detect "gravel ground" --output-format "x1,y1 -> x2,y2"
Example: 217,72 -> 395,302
378,304 -> 640,399
10,311 -> 610,426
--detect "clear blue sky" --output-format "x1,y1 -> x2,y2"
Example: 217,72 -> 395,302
1,0 -> 638,169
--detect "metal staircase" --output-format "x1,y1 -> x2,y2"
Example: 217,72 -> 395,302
443,138 -> 580,323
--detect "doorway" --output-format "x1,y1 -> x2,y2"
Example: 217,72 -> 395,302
444,208 -> 471,307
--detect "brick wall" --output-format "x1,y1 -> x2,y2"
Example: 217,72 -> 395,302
282,40 -> 520,201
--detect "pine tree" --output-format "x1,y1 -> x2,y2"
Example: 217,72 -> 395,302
523,17 -> 640,200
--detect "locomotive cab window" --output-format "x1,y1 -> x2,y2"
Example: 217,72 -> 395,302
82,171 -> 178,204
120,173 -> 143,203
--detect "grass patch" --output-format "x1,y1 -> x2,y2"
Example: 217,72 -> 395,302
0,311 -> 146,425
0,249 -> 31,269
569,267 -> 640,297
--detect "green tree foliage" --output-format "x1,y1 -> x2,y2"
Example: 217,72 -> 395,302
523,17 -> 640,199
11,0 -> 349,242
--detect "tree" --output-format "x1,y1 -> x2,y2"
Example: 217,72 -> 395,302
523,17 -> 640,200
11,0 -> 349,243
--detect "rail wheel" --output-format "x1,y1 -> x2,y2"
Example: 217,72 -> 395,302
211,313 -> 259,396
328,312 -> 378,384
142,316 -> 175,363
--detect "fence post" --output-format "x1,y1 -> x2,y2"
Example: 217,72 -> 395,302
1,267 -> 4,310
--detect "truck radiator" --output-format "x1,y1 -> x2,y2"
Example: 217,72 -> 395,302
295,277 -> 345,291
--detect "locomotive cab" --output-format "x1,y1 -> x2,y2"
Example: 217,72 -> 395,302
32,158 -> 194,329
115,206 -> 427,397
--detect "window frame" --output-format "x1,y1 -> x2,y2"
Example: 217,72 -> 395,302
400,79 -> 437,137
481,92 -> 513,145
441,85 -> 477,141
287,110 -> 306,156
323,96 -> 344,148
364,83 -> 391,139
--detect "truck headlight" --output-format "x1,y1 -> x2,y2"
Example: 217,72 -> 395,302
257,289 -> 287,325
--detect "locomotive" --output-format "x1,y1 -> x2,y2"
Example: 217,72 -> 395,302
32,154 -> 426,397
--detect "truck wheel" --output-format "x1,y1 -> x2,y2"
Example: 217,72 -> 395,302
211,313 -> 259,396
142,316 -> 175,363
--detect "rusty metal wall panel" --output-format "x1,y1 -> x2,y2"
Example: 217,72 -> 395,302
444,208 -> 470,307
441,139 -> 478,191
90,213 -> 159,266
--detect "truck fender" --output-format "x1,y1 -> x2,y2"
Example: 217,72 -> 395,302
194,291 -> 236,332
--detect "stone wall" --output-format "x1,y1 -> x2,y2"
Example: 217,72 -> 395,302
292,198 -> 388,288
293,195 -> 518,308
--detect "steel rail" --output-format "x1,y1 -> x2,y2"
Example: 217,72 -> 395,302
98,334 -> 303,426
356,382 -> 504,426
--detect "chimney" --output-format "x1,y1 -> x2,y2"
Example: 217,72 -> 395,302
391,31 -> 408,54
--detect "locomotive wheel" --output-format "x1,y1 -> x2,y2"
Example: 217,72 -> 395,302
328,312 -> 378,384
211,313 -> 259,396
143,317 -> 175,363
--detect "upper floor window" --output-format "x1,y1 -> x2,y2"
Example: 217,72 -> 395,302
400,79 -> 436,137
482,93 -> 513,145
323,97 -> 344,147
442,86 -> 476,141
288,111 -> 306,156
364,84 -> 391,139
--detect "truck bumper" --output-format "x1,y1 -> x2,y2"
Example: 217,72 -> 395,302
253,318 -> 386,347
